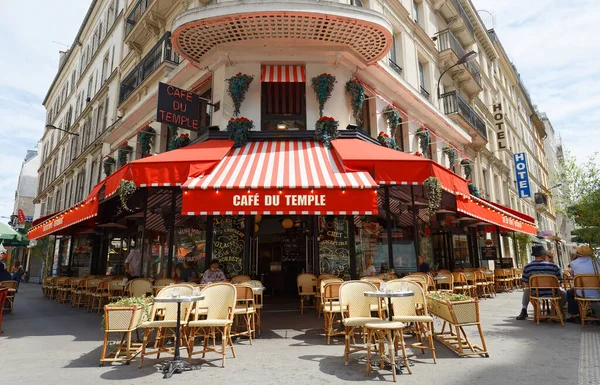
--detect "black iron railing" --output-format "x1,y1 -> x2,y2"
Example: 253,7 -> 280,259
119,32 -> 180,104
440,91 -> 487,140
449,0 -> 475,38
389,58 -> 403,76
437,29 -> 481,87
420,86 -> 430,100
125,0 -> 153,36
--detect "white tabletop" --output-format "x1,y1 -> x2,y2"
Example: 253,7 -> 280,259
433,276 -> 450,280
252,287 -> 265,293
364,290 -> 414,298
154,295 -> 204,303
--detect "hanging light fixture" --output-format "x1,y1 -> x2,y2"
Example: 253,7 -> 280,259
254,224 -> 260,233
254,214 -> 262,223
282,218 -> 294,229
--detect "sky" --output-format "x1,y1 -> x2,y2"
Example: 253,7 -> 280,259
0,1 -> 598,224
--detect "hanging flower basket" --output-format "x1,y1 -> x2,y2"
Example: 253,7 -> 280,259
103,156 -> 116,177
377,131 -> 398,150
382,105 -> 400,138
315,116 -> 339,148
139,126 -> 155,158
227,117 -> 254,148
461,159 -> 474,179
311,73 -> 337,117
442,146 -> 457,168
423,176 -> 442,217
226,72 -> 254,117
118,145 -> 132,167
117,180 -> 137,215
416,126 -> 430,156
413,151 -> 424,158
171,133 -> 191,150
167,125 -> 179,151
468,182 -> 481,197
345,78 -> 364,125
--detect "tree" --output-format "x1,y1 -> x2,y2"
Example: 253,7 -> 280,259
554,151 -> 600,246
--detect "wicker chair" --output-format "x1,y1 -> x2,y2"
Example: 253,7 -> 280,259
186,283 -> 237,368
248,280 -> 264,336
322,281 -> 345,344
484,271 -> 496,297
56,277 -> 71,304
529,275 -> 564,326
71,279 -> 88,308
364,320 -> 412,381
462,271 -> 478,297
138,284 -> 195,368
154,278 -> 175,294
573,274 -> 600,328
339,281 -> 381,365
435,273 -> 453,293
91,281 -> 111,312
108,279 -> 125,303
474,271 -> 489,299
84,278 -> 102,311
42,277 -> 54,299
452,272 -> 473,296
1,281 -> 17,313
232,284 -> 256,343
0,287 -> 7,333
494,269 -> 513,292
297,273 -> 317,315
231,275 -> 252,284
125,278 -> 153,297
387,280 -> 436,364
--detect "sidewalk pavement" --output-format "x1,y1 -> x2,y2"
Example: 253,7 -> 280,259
1,283 -> 597,385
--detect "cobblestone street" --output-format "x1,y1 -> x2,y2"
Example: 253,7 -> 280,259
1,283 -> 597,385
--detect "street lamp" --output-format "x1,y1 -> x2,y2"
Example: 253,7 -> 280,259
436,50 -> 478,100
46,124 -> 79,136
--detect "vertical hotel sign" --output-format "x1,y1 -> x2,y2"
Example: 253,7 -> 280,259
514,153 -> 531,198
493,102 -> 507,150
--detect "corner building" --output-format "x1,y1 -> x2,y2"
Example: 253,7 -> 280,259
31,0 -> 554,286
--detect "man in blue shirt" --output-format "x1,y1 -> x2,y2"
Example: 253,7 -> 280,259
566,245 -> 600,322
516,245 -> 566,320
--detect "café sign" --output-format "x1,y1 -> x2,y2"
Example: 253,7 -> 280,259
156,82 -> 200,130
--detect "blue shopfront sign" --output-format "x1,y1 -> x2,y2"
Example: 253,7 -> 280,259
514,152 -> 531,198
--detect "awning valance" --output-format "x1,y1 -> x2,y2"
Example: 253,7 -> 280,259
456,195 -> 537,235
182,140 -> 378,215
261,65 -> 306,82
28,195 -> 100,240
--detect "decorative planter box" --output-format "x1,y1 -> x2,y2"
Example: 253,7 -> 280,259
427,294 -> 489,358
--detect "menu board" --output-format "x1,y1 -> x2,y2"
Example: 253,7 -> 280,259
481,246 -> 497,260
176,228 -> 206,263
318,216 -> 350,279
212,216 -> 245,278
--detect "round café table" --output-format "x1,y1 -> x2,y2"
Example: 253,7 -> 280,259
154,295 -> 204,379
364,290 -> 414,321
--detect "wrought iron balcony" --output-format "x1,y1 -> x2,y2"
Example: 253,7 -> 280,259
125,0 -> 152,36
119,32 -> 180,104
434,0 -> 475,45
437,29 -> 481,89
440,90 -> 487,141
449,0 -> 474,37
389,58 -> 403,76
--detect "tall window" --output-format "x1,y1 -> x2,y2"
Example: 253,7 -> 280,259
101,52 -> 110,85
412,1 -> 420,24
359,98 -> 371,135
394,118 -> 405,151
261,79 -> 306,131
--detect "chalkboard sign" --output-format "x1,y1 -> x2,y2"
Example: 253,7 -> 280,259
175,228 -> 206,263
500,258 -> 514,268
212,216 -> 245,278
481,246 -> 497,260
318,216 -> 350,279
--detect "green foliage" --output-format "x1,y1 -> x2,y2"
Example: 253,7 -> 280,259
423,177 -> 442,217
345,78 -> 365,125
139,127 -> 155,157
226,117 -> 254,148
100,296 -> 154,330
428,291 -> 472,302
377,131 -> 398,150
226,72 -> 254,117
442,146 -> 457,168
461,159 -> 474,179
117,180 -> 137,215
468,182 -> 481,198
416,126 -> 430,157
118,145 -> 132,167
168,125 -> 179,151
513,232 -> 532,267
314,116 -> 339,148
382,105 -> 400,138
103,156 -> 116,177
553,151 -> 600,246
171,133 -> 191,150
311,73 -> 337,117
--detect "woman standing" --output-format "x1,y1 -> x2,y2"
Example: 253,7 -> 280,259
11,261 -> 24,289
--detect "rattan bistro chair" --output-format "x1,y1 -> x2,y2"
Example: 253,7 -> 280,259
436,274 -> 453,293
387,280 -> 437,364
339,281 -> 381,365
322,281 -> 345,344
297,273 -> 317,315
573,274 -> 600,328
1,281 -> 17,313
529,275 -> 564,326
494,269 -> 513,292
138,284 -> 195,368
186,283 -> 237,368
125,278 -> 153,297
231,275 -> 252,284
232,284 -> 256,343
154,278 -> 175,294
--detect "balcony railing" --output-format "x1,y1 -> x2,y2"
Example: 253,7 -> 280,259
440,90 -> 487,140
420,86 -> 430,100
389,58 -> 403,76
437,29 -> 481,87
534,192 -> 548,206
125,0 -> 153,36
119,32 -> 180,104
449,0 -> 475,37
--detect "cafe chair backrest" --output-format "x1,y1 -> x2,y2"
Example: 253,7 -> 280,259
339,281 -> 378,320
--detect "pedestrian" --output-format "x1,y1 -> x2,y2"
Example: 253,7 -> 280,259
565,245 -> 600,323
11,261 -> 24,289
418,255 -> 431,273
516,245 -> 566,320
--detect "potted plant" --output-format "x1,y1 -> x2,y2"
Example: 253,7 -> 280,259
377,131 -> 398,150
171,133 -> 191,150
423,176 -> 442,217
415,126 -> 430,157
311,73 -> 337,117
461,159 -> 474,179
226,72 -> 254,116
118,145 -> 132,167
314,116 -> 339,148
139,126 -> 155,158
103,156 -> 116,177
442,146 -> 457,168
345,78 -> 364,125
427,292 -> 477,324
382,105 -> 400,138
117,180 -> 137,214
227,117 -> 254,148
467,181 -> 481,197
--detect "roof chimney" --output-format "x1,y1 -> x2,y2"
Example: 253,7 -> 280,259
58,50 -> 69,69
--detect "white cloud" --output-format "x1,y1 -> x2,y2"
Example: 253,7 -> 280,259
0,1 -> 90,222
473,0 -> 600,164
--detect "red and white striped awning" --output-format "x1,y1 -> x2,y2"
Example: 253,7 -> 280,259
182,140 -> 378,216
261,65 -> 306,82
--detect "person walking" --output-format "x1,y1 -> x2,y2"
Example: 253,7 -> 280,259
11,261 -> 24,290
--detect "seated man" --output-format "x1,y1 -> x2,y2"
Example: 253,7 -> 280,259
201,259 -> 227,284
0,263 -> 12,282
517,245 -> 566,320
566,245 -> 600,322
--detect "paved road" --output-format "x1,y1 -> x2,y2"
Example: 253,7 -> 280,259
1,283 -> 596,384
